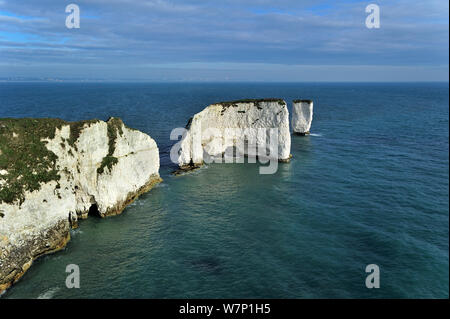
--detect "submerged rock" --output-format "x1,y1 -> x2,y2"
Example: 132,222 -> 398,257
176,99 -> 292,170
0,117 -> 161,293
292,99 -> 313,135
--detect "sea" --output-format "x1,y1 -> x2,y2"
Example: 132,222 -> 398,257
0,82 -> 448,298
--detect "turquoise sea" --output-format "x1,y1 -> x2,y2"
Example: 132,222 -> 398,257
0,82 -> 448,298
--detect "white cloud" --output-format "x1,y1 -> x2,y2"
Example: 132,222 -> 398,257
0,0 -> 447,80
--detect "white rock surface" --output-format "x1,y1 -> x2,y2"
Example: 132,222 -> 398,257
292,100 -> 313,134
0,118 -> 161,292
177,99 -> 292,167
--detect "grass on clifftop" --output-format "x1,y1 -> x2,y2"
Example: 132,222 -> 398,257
0,118 -> 101,204
216,98 -> 286,107
293,99 -> 313,103
216,99 -> 286,115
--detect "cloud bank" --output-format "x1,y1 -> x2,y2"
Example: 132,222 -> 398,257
0,0 -> 448,81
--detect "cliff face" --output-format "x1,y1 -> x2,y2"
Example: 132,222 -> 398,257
177,99 -> 292,168
292,100 -> 313,135
0,118 -> 161,293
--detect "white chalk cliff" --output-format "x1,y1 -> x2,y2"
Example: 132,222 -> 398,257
0,118 -> 161,293
292,100 -> 313,135
176,99 -> 292,168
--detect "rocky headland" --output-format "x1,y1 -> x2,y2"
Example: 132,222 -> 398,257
0,117 -> 161,293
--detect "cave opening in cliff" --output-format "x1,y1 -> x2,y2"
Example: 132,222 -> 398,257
88,203 -> 101,218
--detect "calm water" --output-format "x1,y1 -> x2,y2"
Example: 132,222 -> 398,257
0,82 -> 448,298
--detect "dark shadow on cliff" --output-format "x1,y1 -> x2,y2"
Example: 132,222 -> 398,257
88,203 -> 101,218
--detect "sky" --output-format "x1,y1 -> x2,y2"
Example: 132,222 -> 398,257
0,0 -> 448,82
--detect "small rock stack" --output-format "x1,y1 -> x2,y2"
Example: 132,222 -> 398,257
292,100 -> 314,135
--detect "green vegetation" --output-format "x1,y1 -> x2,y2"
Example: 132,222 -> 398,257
67,119 -> 99,150
217,98 -> 285,107
293,99 -> 313,103
0,118 -> 102,204
185,117 -> 193,130
97,156 -> 118,174
0,118 -> 65,204
97,118 -> 123,174
217,99 -> 286,115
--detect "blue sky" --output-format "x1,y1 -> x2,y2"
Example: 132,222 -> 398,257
0,0 -> 448,81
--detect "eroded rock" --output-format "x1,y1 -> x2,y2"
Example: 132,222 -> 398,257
0,117 -> 161,293
176,99 -> 292,171
292,99 -> 313,135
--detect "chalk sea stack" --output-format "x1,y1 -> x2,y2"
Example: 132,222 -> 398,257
0,117 -> 161,293
292,100 -> 314,135
176,99 -> 292,171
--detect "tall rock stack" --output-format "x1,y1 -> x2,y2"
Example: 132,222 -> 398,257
292,100 -> 313,135
176,99 -> 292,170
